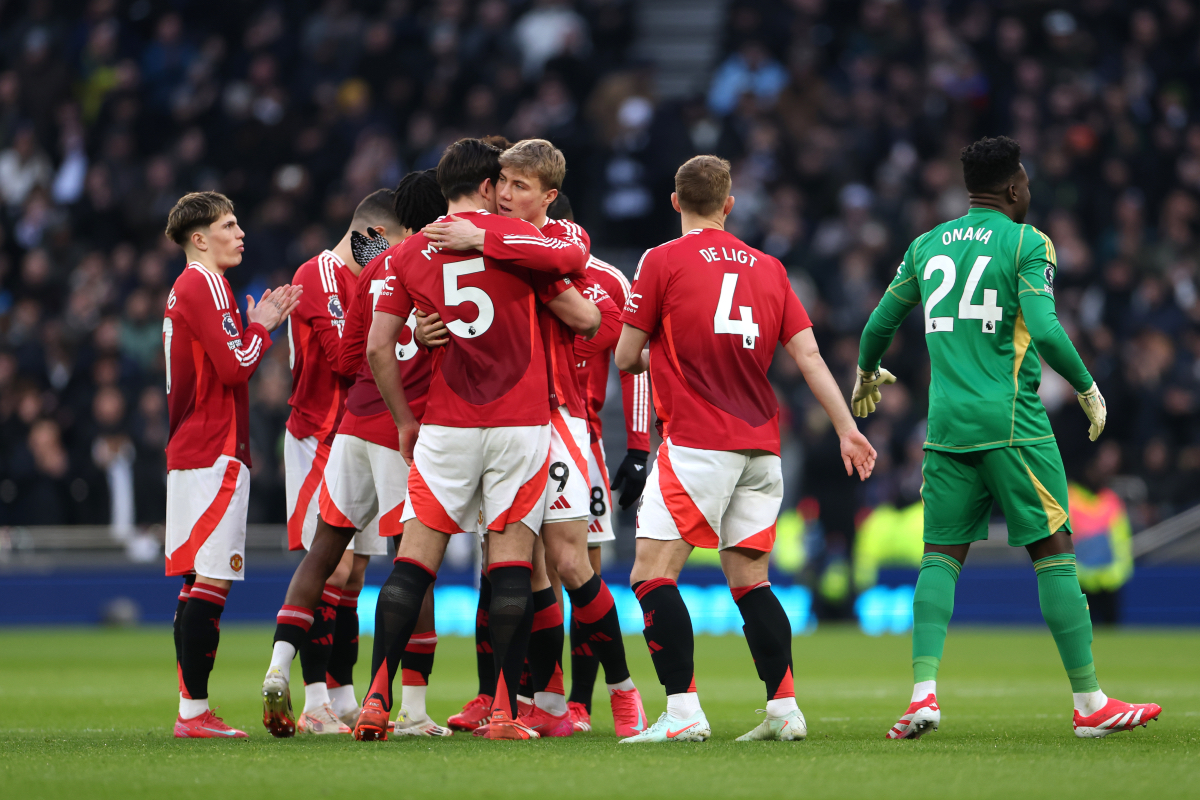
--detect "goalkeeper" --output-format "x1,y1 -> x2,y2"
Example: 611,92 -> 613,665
855,135 -> 1160,740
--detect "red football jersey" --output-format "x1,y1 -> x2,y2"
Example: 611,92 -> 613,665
336,245 -> 431,449
163,262 -> 273,470
286,250 -> 355,442
620,228 -> 811,454
574,255 -> 651,450
375,210 -> 571,428
531,217 -> 594,419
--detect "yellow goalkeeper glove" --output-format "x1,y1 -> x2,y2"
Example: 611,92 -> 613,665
1077,382 -> 1107,441
851,366 -> 896,418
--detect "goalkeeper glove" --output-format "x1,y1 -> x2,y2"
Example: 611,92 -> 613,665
1077,382 -> 1107,441
851,366 -> 896,418
610,449 -> 649,509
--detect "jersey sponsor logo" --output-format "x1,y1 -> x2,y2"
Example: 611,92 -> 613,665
583,285 -> 610,304
1044,265 -> 1055,294
549,495 -> 572,510
167,289 -> 177,309
229,554 -> 243,572
624,292 -> 642,314
221,312 -> 238,337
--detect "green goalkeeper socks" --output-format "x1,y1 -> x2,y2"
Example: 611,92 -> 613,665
911,553 -> 962,684
1034,553 -> 1100,693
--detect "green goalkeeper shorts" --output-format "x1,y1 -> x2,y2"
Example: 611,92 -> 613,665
921,442 -> 1072,548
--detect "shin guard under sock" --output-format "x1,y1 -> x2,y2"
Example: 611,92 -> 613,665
567,574 -> 630,686
326,589 -> 359,689
487,563 -> 534,717
300,584 -> 340,686
366,559 -> 436,711
179,581 -> 228,700
633,578 -> 695,696
528,588 -> 565,696
1034,554 -> 1099,692
912,553 -> 961,683
733,582 -> 795,702
475,572 -> 495,697
173,575 -> 195,674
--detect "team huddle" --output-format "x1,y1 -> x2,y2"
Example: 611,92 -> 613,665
161,134 -> 1160,743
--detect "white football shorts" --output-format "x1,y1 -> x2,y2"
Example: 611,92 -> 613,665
165,454 -> 250,580
543,406 -> 590,525
284,431 -> 330,551
402,424 -> 550,535
314,433 -> 399,556
636,439 -> 782,552
586,436 -> 615,543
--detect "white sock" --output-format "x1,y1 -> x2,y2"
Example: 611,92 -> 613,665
402,685 -> 428,719
329,685 -> 357,717
765,697 -> 798,717
666,692 -> 701,719
535,691 -> 568,716
268,641 -> 296,682
179,695 -> 209,719
912,680 -> 936,703
1073,689 -> 1108,716
607,678 -> 636,694
304,681 -> 330,713
517,694 -> 533,707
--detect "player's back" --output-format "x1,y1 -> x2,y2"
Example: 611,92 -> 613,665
897,207 -> 1056,451
339,246 -> 430,429
377,210 -> 550,428
623,228 -> 811,454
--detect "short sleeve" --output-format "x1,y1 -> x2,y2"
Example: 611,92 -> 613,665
778,275 -> 813,344
374,259 -> 412,318
620,247 -> 666,334
1017,226 -> 1057,301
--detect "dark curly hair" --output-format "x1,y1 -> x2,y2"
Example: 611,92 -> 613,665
960,136 -> 1022,193
393,169 -> 447,232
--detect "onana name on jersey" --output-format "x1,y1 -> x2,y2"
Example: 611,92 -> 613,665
939,225 -> 993,245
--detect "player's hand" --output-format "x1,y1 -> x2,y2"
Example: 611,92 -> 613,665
247,284 -> 303,333
851,366 -> 896,418
423,215 -> 485,251
414,310 -> 449,348
1077,381 -> 1107,441
840,429 -> 877,481
610,449 -> 650,509
397,419 -> 420,466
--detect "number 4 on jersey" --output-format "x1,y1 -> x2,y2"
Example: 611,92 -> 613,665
714,272 -> 759,348
923,254 -> 1002,335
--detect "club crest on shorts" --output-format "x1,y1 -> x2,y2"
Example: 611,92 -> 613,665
221,312 -> 238,337
327,295 -> 344,319
229,554 -> 243,572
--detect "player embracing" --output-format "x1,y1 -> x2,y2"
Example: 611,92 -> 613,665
262,172 -> 449,737
615,156 -> 876,743
418,142 -> 647,738
355,138 -> 584,741
854,136 -> 1161,740
162,192 -> 301,737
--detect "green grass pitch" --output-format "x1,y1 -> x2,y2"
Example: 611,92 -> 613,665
1,626 -> 1197,799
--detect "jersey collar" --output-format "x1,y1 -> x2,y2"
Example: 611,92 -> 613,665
322,249 -> 345,267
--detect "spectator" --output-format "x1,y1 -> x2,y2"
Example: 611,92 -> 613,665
0,123 -> 52,211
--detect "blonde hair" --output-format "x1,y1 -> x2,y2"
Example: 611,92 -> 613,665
499,138 -> 567,191
165,191 -> 235,245
674,155 -> 732,216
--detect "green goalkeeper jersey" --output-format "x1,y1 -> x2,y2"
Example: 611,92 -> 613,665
859,206 -> 1093,453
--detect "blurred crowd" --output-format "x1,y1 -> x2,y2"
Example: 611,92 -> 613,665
1,2 -> 1198,572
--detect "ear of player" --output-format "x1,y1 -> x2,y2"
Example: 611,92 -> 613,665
851,366 -> 896,418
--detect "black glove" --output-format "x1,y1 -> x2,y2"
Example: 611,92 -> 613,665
610,449 -> 649,509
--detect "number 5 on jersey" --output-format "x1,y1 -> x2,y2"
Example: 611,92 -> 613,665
922,255 -> 1002,334
714,272 -> 759,348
